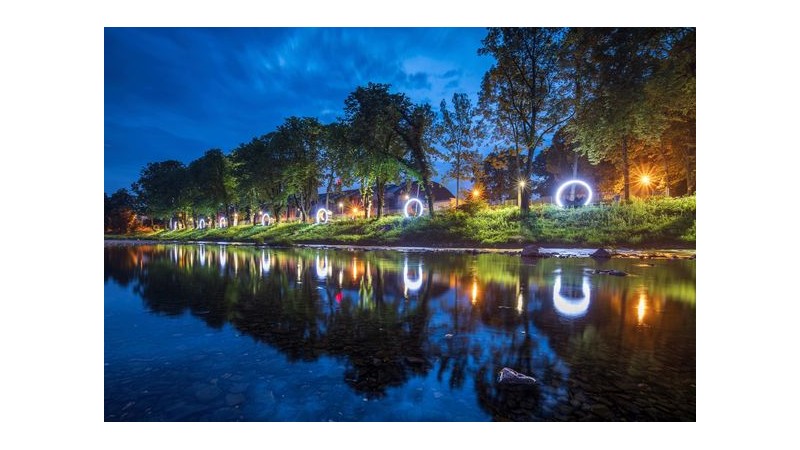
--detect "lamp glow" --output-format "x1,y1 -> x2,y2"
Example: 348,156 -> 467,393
554,180 -> 593,207
261,213 -> 271,226
403,198 -> 424,218
553,275 -> 591,317
641,175 -> 651,186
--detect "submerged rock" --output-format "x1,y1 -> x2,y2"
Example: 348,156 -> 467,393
590,248 -> 612,259
497,367 -> 537,385
594,269 -> 628,276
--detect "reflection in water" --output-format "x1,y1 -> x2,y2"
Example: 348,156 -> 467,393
637,292 -> 647,325
105,243 -> 695,421
552,275 -> 591,318
403,257 -> 423,292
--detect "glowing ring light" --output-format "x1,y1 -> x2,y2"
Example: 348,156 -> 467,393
261,213 -> 271,226
170,218 -> 177,230
553,275 -> 591,317
403,198 -> 424,218
198,218 -> 206,229
316,209 -> 332,224
555,180 -> 593,207
218,217 -> 228,228
403,260 -> 423,291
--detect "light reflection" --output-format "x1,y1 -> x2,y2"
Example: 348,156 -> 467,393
637,293 -> 647,325
260,250 -> 270,274
403,258 -> 423,292
471,280 -> 478,305
553,275 -> 591,318
517,292 -> 524,314
338,269 -> 343,288
198,244 -> 206,266
352,258 -> 358,281
219,245 -> 227,269
316,254 -> 330,279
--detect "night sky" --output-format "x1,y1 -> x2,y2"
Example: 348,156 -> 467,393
104,27 -> 494,195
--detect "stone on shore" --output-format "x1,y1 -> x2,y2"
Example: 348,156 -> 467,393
590,248 -> 612,258
521,245 -> 542,258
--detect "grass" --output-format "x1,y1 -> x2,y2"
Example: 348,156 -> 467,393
110,196 -> 696,248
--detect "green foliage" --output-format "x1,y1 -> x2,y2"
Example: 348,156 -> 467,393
113,196 -> 695,248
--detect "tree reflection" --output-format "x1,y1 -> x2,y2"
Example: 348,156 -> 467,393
105,244 -> 695,420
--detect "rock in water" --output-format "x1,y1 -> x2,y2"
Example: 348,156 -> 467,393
521,245 -> 541,258
497,367 -> 537,385
590,248 -> 612,258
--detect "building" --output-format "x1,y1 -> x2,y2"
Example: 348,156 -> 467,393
317,180 -> 455,217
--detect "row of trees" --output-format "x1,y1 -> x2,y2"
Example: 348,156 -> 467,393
105,27 -> 695,231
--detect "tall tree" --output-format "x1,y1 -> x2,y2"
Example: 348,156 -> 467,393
132,160 -> 190,227
566,28 -> 691,201
277,117 -> 324,222
188,149 -> 236,227
437,93 -> 482,208
478,27 -> 572,213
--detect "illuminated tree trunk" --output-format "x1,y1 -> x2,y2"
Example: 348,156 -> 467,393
622,137 -> 630,201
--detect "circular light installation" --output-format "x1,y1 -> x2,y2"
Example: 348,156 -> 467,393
170,218 -> 177,230
552,275 -> 591,317
198,218 -> 206,229
554,180 -> 593,208
316,209 -> 332,224
403,198 -> 424,218
403,259 -> 423,291
261,213 -> 271,226
218,217 -> 228,228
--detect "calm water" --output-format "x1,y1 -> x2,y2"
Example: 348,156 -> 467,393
104,243 -> 695,421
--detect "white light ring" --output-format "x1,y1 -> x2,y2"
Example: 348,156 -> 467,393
553,275 -> 591,317
198,218 -> 206,229
261,213 -> 271,226
403,198 -> 425,218
403,261 -> 423,291
170,218 -> 177,230
316,209 -> 332,224
218,217 -> 228,228
555,180 -> 593,207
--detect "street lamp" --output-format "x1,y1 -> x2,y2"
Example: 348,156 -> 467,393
472,188 -> 480,198
518,180 -> 526,208
338,202 -> 344,215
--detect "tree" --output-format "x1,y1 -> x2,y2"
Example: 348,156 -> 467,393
276,117 -> 324,222
104,188 -> 138,233
565,27 -> 693,201
478,27 -> 573,213
437,93 -> 482,208
342,83 -> 405,218
188,149 -> 236,227
132,160 -> 190,227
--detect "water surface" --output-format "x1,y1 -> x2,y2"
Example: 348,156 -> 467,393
104,243 -> 695,421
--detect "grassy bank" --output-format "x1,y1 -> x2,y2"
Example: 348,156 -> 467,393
108,196 -> 695,248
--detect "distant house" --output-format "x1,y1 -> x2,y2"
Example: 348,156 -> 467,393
317,180 -> 455,216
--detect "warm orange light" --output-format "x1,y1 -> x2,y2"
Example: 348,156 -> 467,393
338,202 -> 343,208
471,280 -> 478,305
519,180 -> 526,188
352,208 -> 358,214
641,175 -> 651,186
472,189 -> 480,198
637,294 -> 647,324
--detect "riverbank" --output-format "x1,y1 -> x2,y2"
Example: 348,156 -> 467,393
108,197 -> 695,251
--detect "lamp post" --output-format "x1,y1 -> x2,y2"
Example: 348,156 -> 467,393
338,202 -> 343,215
518,180 -> 526,208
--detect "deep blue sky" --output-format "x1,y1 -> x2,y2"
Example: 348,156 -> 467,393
104,27 -> 494,194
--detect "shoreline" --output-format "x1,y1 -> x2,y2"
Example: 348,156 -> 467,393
104,237 -> 696,259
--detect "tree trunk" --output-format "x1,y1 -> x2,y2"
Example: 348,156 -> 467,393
659,140 -> 671,197
622,137 -> 630,202
376,178 -> 386,219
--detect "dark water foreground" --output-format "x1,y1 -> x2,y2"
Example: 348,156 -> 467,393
104,243 -> 695,421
